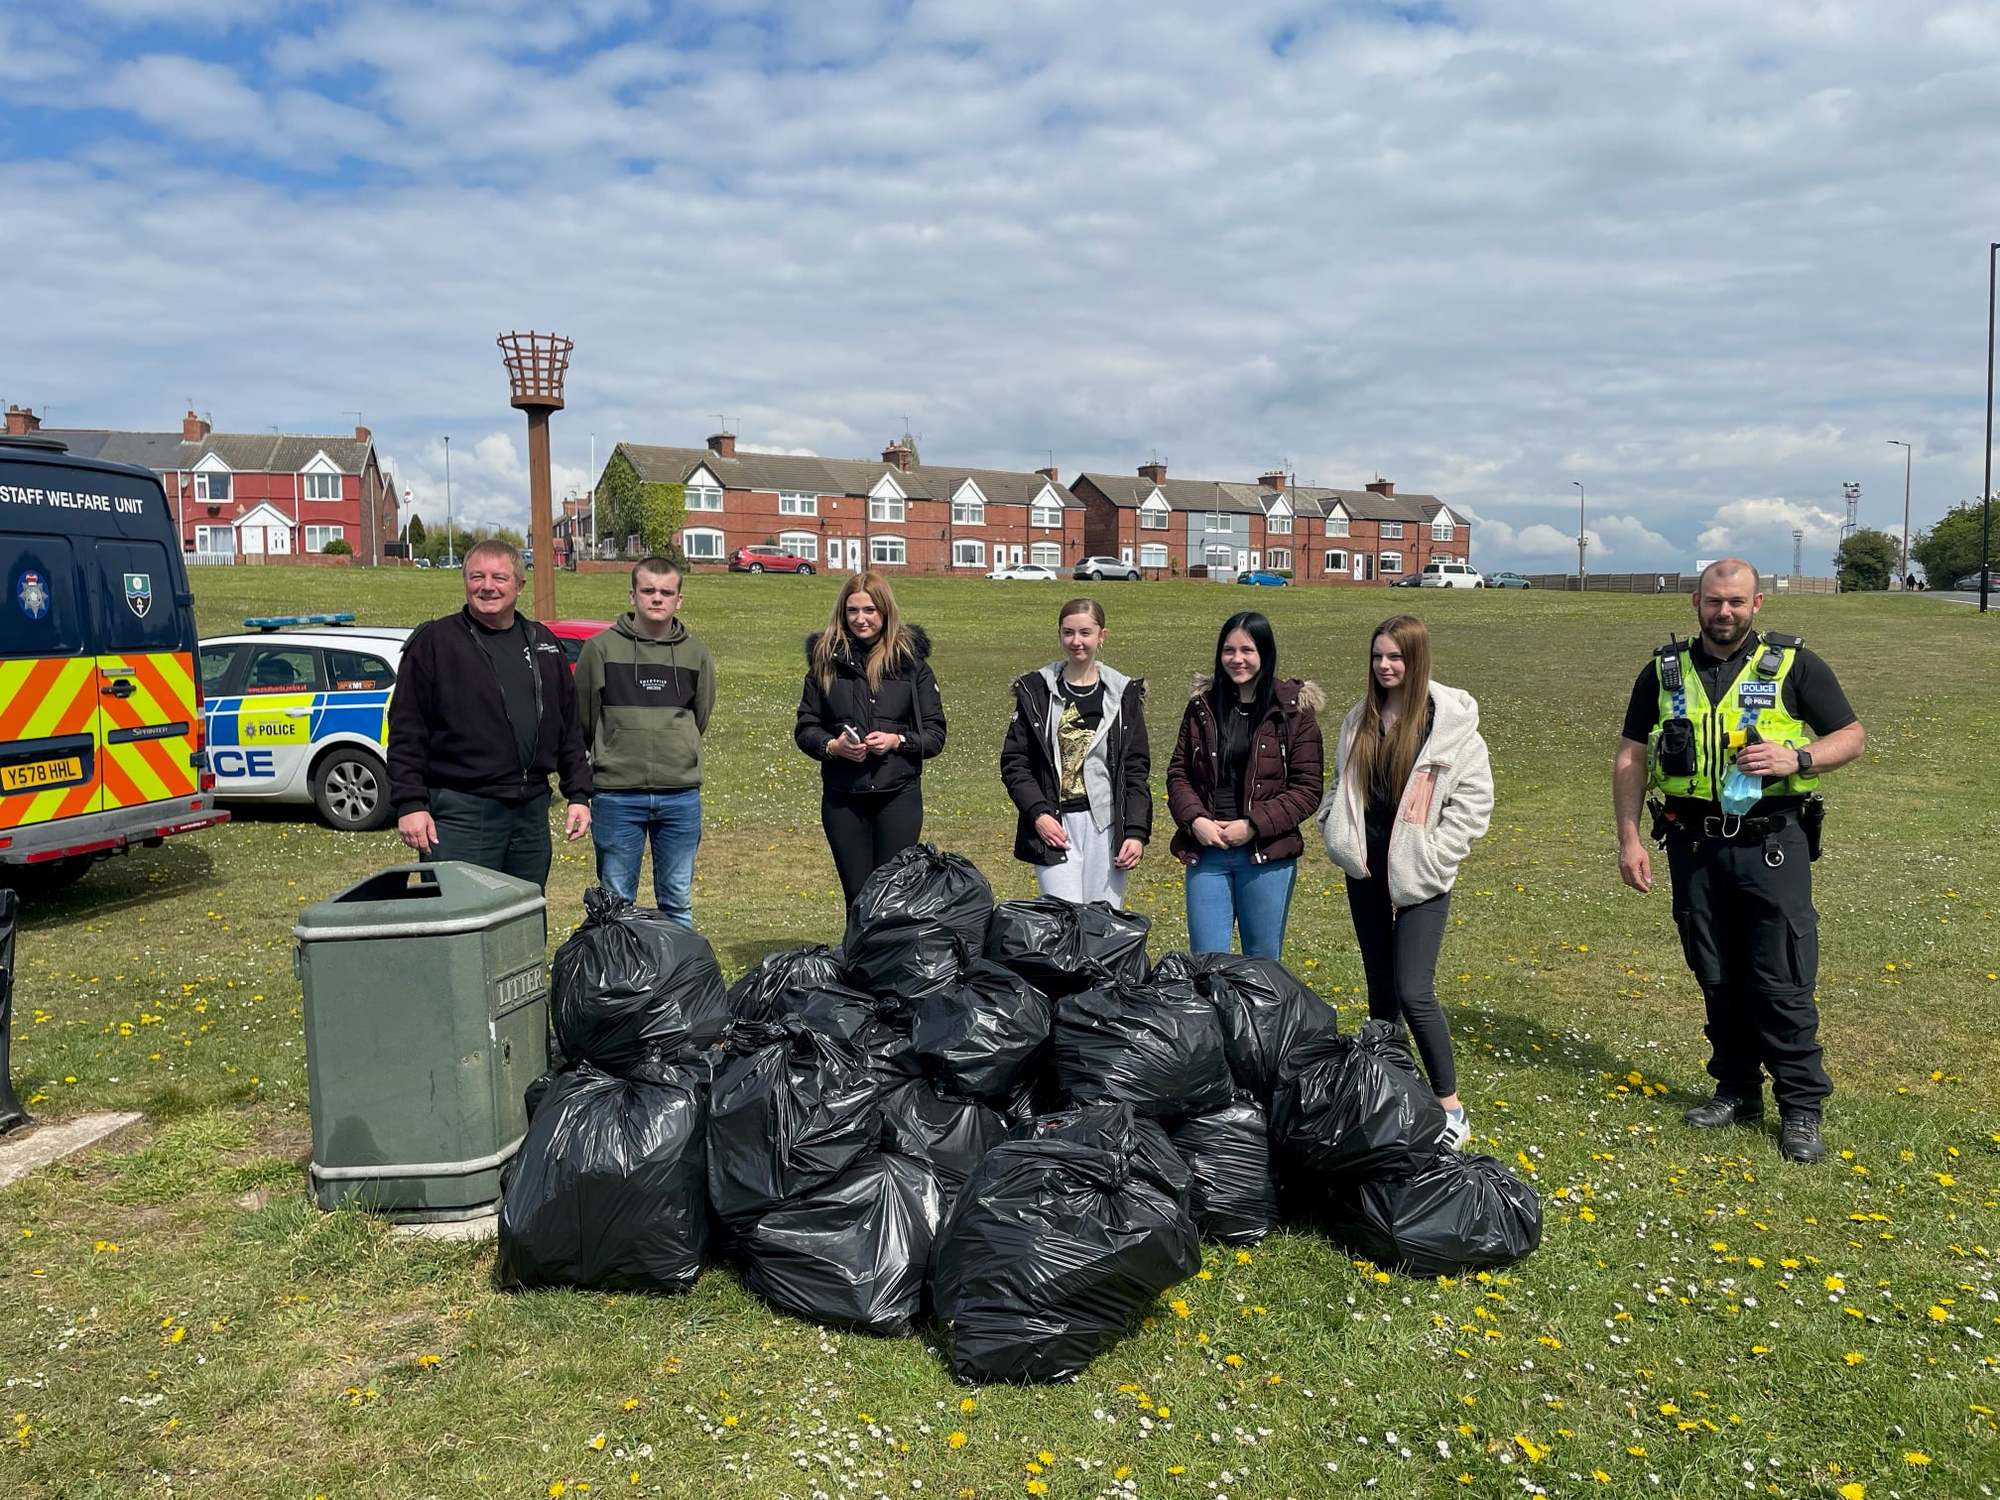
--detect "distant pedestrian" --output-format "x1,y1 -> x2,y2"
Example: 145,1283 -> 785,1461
388,540 -> 591,888
1001,597 -> 1150,906
1166,611 -> 1324,960
795,572 -> 947,906
573,557 -> 714,925
1318,614 -> 1494,1149
1655,574 -> 1667,594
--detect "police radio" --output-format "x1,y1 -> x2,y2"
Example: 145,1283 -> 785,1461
1655,635 -> 1697,779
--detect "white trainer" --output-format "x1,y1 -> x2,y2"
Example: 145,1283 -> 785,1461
1439,1109 -> 1471,1150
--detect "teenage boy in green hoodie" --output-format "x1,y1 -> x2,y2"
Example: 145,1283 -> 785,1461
573,557 -> 716,924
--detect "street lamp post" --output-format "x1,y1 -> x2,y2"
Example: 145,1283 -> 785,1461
443,435 -> 455,568
1572,480 -> 1586,590
1887,440 -> 1912,587
1985,242 -> 1997,615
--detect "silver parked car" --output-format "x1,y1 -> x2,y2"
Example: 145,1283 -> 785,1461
1072,555 -> 1142,581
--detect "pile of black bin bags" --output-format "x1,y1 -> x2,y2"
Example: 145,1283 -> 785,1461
496,845 -> 1541,1382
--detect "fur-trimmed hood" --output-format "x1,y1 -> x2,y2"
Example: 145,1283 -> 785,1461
1188,674 -> 1326,715
804,621 -> 933,667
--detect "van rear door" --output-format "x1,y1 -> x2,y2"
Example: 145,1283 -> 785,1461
90,537 -> 201,815
0,531 -> 103,830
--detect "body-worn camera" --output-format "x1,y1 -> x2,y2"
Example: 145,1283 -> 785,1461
1656,717 -> 1696,778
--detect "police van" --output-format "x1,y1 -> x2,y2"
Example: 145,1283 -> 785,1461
0,433 -> 229,889
199,615 -> 409,832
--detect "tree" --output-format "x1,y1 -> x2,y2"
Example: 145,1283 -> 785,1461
495,526 -> 526,550
406,514 -> 427,550
1910,498 -> 1996,585
629,481 -> 687,562
1835,528 -> 1899,592
595,448 -> 645,555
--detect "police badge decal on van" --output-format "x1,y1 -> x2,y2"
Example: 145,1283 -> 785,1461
124,571 -> 153,618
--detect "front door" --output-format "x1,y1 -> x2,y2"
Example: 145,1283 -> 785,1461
845,537 -> 863,571
1352,552 -> 1366,582
1010,545 -> 1024,566
92,539 -> 200,817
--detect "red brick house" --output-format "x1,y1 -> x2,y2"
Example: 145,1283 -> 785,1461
4,405 -> 398,564
605,432 -> 1087,575
1073,460 -> 1470,585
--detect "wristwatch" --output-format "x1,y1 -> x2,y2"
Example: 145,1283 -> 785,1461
1794,747 -> 1815,775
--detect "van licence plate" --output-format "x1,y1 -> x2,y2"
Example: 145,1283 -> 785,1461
1,756 -> 85,793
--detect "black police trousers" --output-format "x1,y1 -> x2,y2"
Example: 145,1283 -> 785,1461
1665,819 -> 1832,1112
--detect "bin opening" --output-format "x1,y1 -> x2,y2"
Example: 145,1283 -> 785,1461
336,868 -> 445,903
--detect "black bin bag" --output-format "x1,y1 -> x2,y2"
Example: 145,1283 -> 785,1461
984,898 -> 1151,995
1052,977 -> 1234,1121
735,1151 -> 943,1337
551,887 -> 731,1070
909,961 -> 1053,1102
1154,952 -> 1338,1102
881,1076 -> 1009,1201
932,1103 -> 1201,1384
1270,1019 -> 1446,1183
1166,1097 -> 1278,1246
496,1061 -> 709,1294
725,945 -> 849,1021
1013,1101 -> 1191,1209
1326,1148 -> 1542,1278
706,1021 -> 881,1231
843,845 -> 994,1001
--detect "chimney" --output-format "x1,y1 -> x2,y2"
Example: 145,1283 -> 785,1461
1036,465 -> 1059,484
4,404 -> 41,436
182,409 -> 211,442
707,430 -> 736,459
1258,469 -> 1287,491
882,441 -> 914,473
1137,459 -> 1167,485
1365,478 -> 1395,497
354,424 -> 371,444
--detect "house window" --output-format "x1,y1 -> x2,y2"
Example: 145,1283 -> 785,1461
1030,542 -> 1062,567
194,524 -> 233,555
1432,519 -> 1454,542
304,471 -> 341,502
1327,516 -> 1349,537
194,471 -> 231,502
1139,543 -> 1168,569
1379,521 -> 1403,539
686,485 -> 724,512
1379,551 -> 1403,574
778,531 -> 817,561
682,527 -> 725,560
1204,545 -> 1234,570
952,498 -> 984,525
1323,549 -> 1348,572
869,496 -> 905,523
1268,548 -> 1292,571
952,540 -> 985,568
304,524 -> 345,551
1138,504 -> 1168,530
871,535 -> 906,566
1031,502 -> 1063,529
1202,514 -> 1230,533
1268,513 -> 1292,534
780,491 -> 818,516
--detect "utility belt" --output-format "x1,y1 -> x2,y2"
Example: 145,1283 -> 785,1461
1650,794 -> 1825,864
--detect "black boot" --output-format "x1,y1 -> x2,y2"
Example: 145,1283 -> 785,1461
1778,1112 -> 1826,1165
1683,1093 -> 1763,1129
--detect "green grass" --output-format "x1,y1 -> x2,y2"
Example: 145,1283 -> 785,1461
3,568 -> 1997,1499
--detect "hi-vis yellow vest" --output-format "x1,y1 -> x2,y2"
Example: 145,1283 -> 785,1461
1648,632 -> 1820,801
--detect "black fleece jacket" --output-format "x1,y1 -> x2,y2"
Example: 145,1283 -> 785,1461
388,607 -> 592,814
794,623 -> 947,797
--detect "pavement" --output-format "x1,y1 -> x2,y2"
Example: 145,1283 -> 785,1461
0,1111 -> 144,1190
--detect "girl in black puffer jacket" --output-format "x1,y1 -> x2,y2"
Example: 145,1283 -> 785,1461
794,571 -> 947,904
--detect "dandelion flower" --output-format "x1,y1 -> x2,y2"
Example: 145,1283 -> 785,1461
1904,1452 -> 1931,1466
1843,1352 -> 1865,1366
948,1432 -> 967,1449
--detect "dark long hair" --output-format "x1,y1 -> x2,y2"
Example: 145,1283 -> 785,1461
1208,611 -> 1278,726
1345,614 -> 1433,800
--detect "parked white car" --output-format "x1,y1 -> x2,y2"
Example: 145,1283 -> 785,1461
988,564 -> 1061,582
1419,560 -> 1485,589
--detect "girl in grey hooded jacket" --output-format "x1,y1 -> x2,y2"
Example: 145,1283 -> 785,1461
1318,614 -> 1493,1147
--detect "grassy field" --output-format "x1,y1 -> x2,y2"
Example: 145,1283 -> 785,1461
3,566 -> 1997,1500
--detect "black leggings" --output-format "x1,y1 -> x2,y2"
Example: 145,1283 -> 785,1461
821,783 -> 925,908
1345,877 -> 1457,1097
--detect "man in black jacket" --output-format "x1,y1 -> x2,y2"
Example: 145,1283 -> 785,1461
389,540 -> 591,887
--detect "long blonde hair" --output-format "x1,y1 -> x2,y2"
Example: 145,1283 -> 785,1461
813,571 -> 915,691
1345,614 -> 1433,798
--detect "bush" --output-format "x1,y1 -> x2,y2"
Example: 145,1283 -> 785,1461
322,538 -> 353,556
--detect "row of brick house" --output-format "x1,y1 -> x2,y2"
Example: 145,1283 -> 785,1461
599,432 -> 1469,584
4,404 -> 399,564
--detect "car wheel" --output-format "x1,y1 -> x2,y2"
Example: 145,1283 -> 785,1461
0,855 -> 95,899
749,562 -> 765,573
799,563 -> 814,575
1085,570 -> 1102,581
314,747 -> 391,832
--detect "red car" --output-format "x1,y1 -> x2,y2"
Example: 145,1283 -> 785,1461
546,618 -> 612,670
728,544 -> 815,574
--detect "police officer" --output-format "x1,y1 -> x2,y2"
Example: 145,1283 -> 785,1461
1612,558 -> 1866,1164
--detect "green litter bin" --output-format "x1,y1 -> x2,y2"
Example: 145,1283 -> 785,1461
295,861 -> 548,1221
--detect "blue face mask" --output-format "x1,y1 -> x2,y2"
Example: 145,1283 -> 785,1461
1720,763 -> 1764,816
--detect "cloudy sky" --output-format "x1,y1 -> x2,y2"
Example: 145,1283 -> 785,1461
7,0 -> 1998,574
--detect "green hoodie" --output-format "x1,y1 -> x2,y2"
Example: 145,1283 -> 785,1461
574,613 -> 715,791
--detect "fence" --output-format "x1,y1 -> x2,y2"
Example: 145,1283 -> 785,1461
1520,572 -> 1839,595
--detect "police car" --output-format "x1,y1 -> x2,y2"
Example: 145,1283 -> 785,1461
199,614 -> 409,832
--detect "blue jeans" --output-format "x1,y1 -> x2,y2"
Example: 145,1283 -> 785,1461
591,788 -> 702,925
1184,847 -> 1298,960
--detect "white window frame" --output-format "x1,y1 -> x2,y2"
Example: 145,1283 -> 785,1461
952,539 -> 985,568
1323,548 -> 1348,572
779,491 -> 818,517
194,470 -> 231,502
1268,548 -> 1292,571
682,526 -> 725,560
952,498 -> 985,526
871,535 -> 906,566
1204,544 -> 1234,570
869,496 -> 906,524
777,530 -> 817,561
1327,515 -> 1350,538
1267,512 -> 1293,535
1138,494 -> 1170,530
303,471 -> 341,502
304,524 -> 345,551
1379,551 -> 1403,574
686,484 -> 724,513
1379,521 -> 1404,539
1031,501 -> 1063,529
1029,542 -> 1062,568
1202,513 -> 1231,534
1120,546 -> 1134,564
1431,519 -> 1454,542
193,524 -> 232,555
1139,543 -> 1169,569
